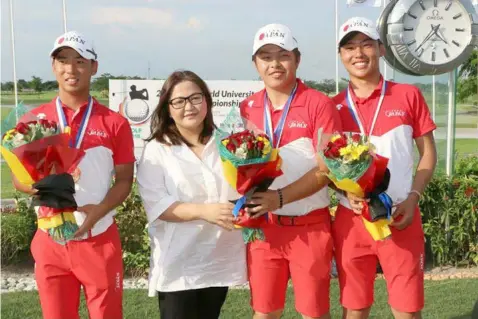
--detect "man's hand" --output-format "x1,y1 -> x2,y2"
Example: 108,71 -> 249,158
73,204 -> 108,238
390,193 -> 419,230
245,190 -> 280,218
346,192 -> 369,214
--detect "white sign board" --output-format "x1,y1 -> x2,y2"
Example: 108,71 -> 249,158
109,80 -> 264,159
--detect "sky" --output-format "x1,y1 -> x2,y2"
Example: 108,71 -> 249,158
1,0 -> 451,84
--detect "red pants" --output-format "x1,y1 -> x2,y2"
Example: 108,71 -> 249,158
31,223 -> 123,319
247,209 -> 333,317
332,205 -> 425,313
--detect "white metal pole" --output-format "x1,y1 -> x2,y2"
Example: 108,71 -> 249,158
335,0 -> 339,94
432,75 -> 436,122
382,1 -> 388,80
445,70 -> 456,176
9,0 -> 19,122
62,0 -> 67,32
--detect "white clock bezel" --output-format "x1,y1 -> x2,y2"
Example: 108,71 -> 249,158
378,0 -> 421,76
385,0 -> 478,76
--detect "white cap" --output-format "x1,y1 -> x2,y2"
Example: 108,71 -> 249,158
338,17 -> 380,47
50,31 -> 97,60
252,23 -> 298,55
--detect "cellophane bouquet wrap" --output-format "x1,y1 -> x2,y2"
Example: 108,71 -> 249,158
1,111 -> 85,244
215,120 -> 283,243
317,131 -> 393,240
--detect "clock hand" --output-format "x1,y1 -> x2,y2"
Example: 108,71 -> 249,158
415,24 -> 440,52
434,26 -> 448,44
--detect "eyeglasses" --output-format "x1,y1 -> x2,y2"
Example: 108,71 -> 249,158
169,92 -> 204,109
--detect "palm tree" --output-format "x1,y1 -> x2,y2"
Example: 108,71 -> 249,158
457,49 -> 477,104
459,49 -> 477,78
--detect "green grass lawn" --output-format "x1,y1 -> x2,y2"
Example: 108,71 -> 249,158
1,91 -> 108,107
1,279 -> 477,319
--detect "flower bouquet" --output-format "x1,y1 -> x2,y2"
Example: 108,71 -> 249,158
1,112 -> 85,244
215,127 -> 283,243
318,131 -> 393,240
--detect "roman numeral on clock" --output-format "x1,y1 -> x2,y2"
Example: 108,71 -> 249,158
431,51 -> 436,62
452,40 -> 460,47
407,40 -> 416,46
456,28 -> 465,32
404,27 -> 414,31
419,1 -> 425,10
453,13 -> 462,19
408,12 -> 417,19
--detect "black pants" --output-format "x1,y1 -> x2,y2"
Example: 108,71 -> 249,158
158,287 -> 228,319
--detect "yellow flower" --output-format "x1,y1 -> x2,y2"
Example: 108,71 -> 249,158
340,144 -> 369,162
339,144 -> 353,157
257,136 -> 264,142
330,134 -> 342,143
222,139 -> 229,146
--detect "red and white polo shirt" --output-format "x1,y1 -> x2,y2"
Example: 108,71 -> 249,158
332,77 -> 436,209
27,97 -> 135,237
240,79 -> 342,216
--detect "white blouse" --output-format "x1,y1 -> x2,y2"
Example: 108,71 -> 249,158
136,135 -> 247,296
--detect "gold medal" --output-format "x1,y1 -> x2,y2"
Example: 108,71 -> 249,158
71,167 -> 81,183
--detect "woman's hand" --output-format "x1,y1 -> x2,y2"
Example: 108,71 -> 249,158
201,203 -> 236,231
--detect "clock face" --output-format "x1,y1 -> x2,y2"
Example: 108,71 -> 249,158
401,0 -> 472,65
381,0 -> 478,75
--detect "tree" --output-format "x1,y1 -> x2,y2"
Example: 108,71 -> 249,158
91,73 -> 114,92
457,49 -> 477,103
318,79 -> 336,96
17,79 -> 28,90
30,76 -> 43,93
1,81 -> 14,91
459,49 -> 477,78
42,80 -> 58,91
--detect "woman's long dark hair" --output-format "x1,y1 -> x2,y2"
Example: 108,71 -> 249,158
146,70 -> 215,146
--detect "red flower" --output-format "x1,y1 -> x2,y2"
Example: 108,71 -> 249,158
352,134 -> 361,143
226,143 -> 236,153
15,122 -> 30,135
246,141 -> 254,150
257,141 -> 264,150
39,119 -> 51,128
465,187 -> 475,198
49,121 -> 58,130
324,145 -> 341,158
333,136 -> 347,149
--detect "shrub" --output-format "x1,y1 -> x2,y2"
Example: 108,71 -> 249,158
115,184 -> 150,276
421,157 -> 478,267
0,196 -> 36,265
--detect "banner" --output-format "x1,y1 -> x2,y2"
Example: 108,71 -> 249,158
109,80 -> 264,159
347,0 -> 382,7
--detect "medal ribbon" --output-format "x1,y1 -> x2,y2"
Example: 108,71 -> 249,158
56,96 -> 93,149
263,83 -> 298,148
345,80 -> 387,137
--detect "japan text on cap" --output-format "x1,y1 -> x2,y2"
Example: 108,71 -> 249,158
252,23 -> 298,55
50,31 -> 97,60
